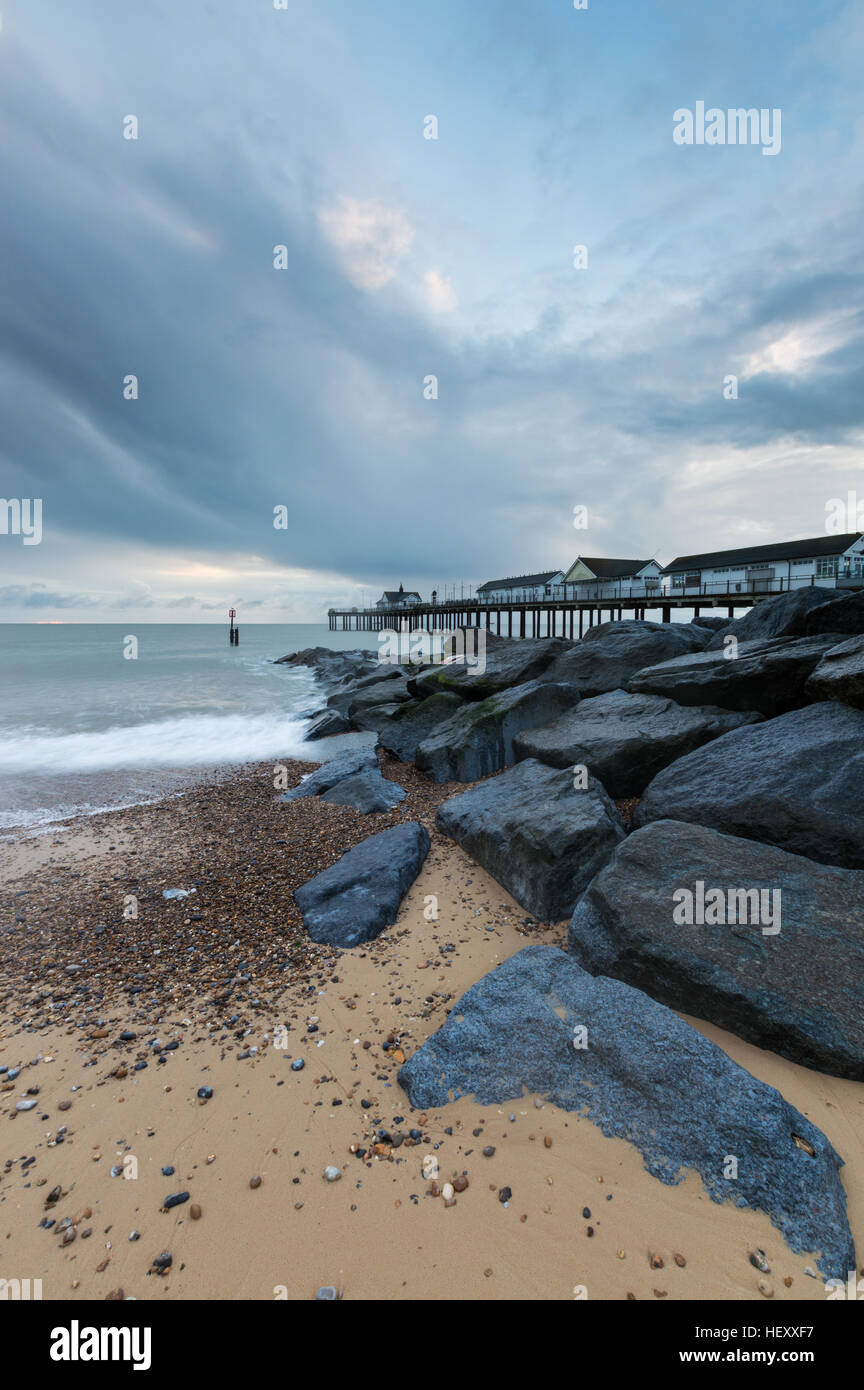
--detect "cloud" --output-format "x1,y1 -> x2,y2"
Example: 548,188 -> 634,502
318,196 -> 414,291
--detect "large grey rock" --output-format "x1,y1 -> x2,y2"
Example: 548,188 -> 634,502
409,638 -> 569,701
540,621 -> 710,698
706,587 -> 836,649
435,759 -> 625,920
294,823 -> 430,948
806,636 -> 864,710
803,592 -> 864,637
398,945 -> 854,1280
629,634 -> 844,716
275,646 -> 376,685
633,702 -> 864,869
319,767 -> 406,814
347,702 -> 406,734
569,820 -> 864,1079
690,614 -> 728,631
416,680 -> 580,783
347,677 -> 411,716
304,708 -> 350,740
377,692 -> 467,762
281,746 -> 379,803
513,690 -> 761,796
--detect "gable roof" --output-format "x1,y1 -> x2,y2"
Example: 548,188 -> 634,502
476,570 -> 562,593
570,557 -> 656,580
663,534 -> 863,573
381,589 -> 421,601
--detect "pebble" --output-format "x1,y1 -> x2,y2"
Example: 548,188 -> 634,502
758,1279 -> 774,1298
162,1192 -> 190,1210
323,1166 -> 342,1183
498,1186 -> 512,1204
650,1254 -> 664,1269
291,1059 -> 305,1072
197,1086 -> 213,1100
190,1204 -> 202,1220
316,1286 -> 341,1300
249,1175 -> 262,1189
453,1176 -> 469,1193
482,1146 -> 496,1158
543,1136 -> 552,1148
749,1249 -> 770,1273
15,1099 -> 38,1111
674,1253 -> 687,1268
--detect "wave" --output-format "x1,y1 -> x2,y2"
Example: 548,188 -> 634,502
0,711 -> 313,775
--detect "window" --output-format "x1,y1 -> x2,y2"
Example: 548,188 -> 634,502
816,557 -> 838,578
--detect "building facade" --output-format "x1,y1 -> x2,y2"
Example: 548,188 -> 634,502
662,534 -> 864,597
476,570 -> 565,604
376,584 -> 422,609
557,557 -> 662,601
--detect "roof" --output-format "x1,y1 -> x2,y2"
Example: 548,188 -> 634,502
477,571 -> 562,593
663,534 -> 863,573
574,557 -> 656,579
381,589 -> 421,601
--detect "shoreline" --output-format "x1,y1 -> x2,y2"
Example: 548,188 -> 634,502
1,753 -> 862,1300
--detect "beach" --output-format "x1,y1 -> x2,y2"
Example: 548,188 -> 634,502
2,752 -> 861,1302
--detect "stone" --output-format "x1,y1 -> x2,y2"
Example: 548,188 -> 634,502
513,689 -> 760,796
398,945 -> 855,1279
347,678 -> 411,716
539,621 -> 711,697
304,709 -> 350,740
281,747 -> 379,803
346,702 -> 405,734
377,692 -> 467,762
323,1166 -> 342,1182
806,635 -> 864,710
416,680 -> 580,783
409,638 -> 570,701
294,823 -> 431,947
802,591 -> 864,637
706,586 -> 836,649
318,767 -> 406,814
629,635 -> 846,716
436,759 -> 625,921
568,819 -> 864,1078
633,702 -> 864,869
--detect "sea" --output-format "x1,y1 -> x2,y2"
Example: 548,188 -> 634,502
0,624 -> 377,836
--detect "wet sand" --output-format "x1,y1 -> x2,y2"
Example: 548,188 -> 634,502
1,758 -> 862,1301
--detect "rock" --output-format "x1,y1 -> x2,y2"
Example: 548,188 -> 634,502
162,1192 -> 190,1210
398,945 -> 855,1279
196,1086 -> 213,1100
416,680 -> 580,783
539,621 -> 711,697
347,678 -> 412,716
633,702 -> 864,869
294,823 -> 431,947
436,759 -> 625,921
274,647 -> 376,685
806,636 -> 864,710
513,690 -> 760,796
290,1059 -> 305,1072
281,747 -> 379,803
706,587 -> 836,648
347,702 -> 406,734
305,709 -> 350,740
409,638 -> 570,701
316,1285 -> 341,1300
319,768 -> 406,814
568,820 -> 864,1078
323,1166 -> 342,1182
15,1099 -> 38,1111
690,615 -> 728,631
802,591 -> 864,637
249,1175 -> 262,1189
377,692 -> 467,762
190,1204 -> 202,1220
629,635 -> 845,716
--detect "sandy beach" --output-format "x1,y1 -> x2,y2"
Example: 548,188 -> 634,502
1,753 -> 861,1303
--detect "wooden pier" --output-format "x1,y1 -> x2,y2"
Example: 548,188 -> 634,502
330,589 -> 754,637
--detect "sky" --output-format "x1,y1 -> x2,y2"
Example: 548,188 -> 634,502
1,0 -> 863,621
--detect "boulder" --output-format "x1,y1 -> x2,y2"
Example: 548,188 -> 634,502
629,634 -> 844,716
539,621 -> 710,698
347,702 -> 406,734
803,591 -> 864,637
690,614 -> 728,631
377,692 -> 467,762
319,767 -> 406,814
304,708 -> 350,740
398,945 -> 854,1280
633,702 -> 864,869
435,759 -> 625,920
416,680 -> 580,783
806,635 -> 864,710
294,823 -> 430,948
281,746 -> 379,803
513,690 -> 761,796
347,677 -> 411,716
274,646 -> 376,685
706,587 -> 835,649
568,820 -> 864,1079
409,637 -> 569,701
